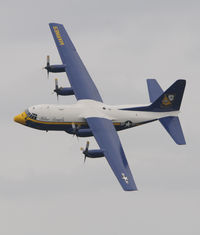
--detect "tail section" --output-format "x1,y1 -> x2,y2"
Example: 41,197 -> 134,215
149,79 -> 186,112
147,79 -> 186,145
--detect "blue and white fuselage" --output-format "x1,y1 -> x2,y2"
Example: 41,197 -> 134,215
15,100 -> 179,135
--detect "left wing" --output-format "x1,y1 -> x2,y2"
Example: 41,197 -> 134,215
86,117 -> 137,191
49,23 -> 103,102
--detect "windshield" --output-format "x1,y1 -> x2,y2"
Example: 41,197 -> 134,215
25,109 -> 37,120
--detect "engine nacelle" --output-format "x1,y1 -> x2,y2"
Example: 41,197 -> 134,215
45,64 -> 66,73
55,87 -> 74,96
66,128 -> 93,137
81,141 -> 104,161
76,129 -> 93,137
84,149 -> 104,158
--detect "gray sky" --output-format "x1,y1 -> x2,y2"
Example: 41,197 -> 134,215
0,0 -> 199,234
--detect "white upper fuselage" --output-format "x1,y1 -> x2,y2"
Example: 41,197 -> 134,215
28,100 -> 179,125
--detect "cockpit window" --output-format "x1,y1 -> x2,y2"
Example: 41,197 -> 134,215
25,109 -> 37,120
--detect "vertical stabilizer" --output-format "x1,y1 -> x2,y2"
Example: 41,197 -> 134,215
149,80 -> 186,112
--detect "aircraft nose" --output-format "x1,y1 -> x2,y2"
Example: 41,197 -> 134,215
14,112 -> 27,125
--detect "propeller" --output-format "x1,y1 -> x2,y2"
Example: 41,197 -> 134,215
43,55 -> 50,78
80,141 -> 90,163
54,78 -> 59,101
72,123 -> 80,138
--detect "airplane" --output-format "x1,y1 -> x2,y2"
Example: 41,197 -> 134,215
14,23 -> 186,191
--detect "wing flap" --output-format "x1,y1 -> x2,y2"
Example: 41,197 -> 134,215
86,117 -> 137,191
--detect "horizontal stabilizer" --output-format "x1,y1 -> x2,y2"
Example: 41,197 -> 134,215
159,116 -> 186,145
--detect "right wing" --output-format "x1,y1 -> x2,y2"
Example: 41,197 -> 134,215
49,23 -> 103,102
86,117 -> 137,191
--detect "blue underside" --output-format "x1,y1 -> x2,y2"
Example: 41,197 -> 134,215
26,120 -> 88,132
25,119 -> 156,136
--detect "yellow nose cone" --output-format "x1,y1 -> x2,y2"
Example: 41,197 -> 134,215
14,112 -> 27,125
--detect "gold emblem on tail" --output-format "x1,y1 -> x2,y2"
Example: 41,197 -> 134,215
162,94 -> 175,106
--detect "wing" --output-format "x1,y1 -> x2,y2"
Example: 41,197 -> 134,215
49,23 -> 103,102
86,117 -> 137,191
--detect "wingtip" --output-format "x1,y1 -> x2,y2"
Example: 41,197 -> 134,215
124,188 -> 138,192
49,22 -> 63,27
146,78 -> 157,82
123,185 -> 138,192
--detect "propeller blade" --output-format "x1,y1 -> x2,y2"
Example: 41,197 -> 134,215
72,123 -> 81,138
86,141 -> 89,151
56,93 -> 59,102
55,78 -> 58,90
43,55 -> 50,78
72,123 -> 76,130
72,123 -> 76,137
52,78 -> 59,101
47,55 -> 50,66
81,141 -> 90,163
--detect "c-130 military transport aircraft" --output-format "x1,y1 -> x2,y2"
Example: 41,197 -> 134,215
14,23 -> 186,191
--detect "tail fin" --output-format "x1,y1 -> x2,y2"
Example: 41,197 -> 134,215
147,79 -> 186,145
148,79 -> 186,112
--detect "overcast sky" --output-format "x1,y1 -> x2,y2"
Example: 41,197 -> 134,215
0,0 -> 199,234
